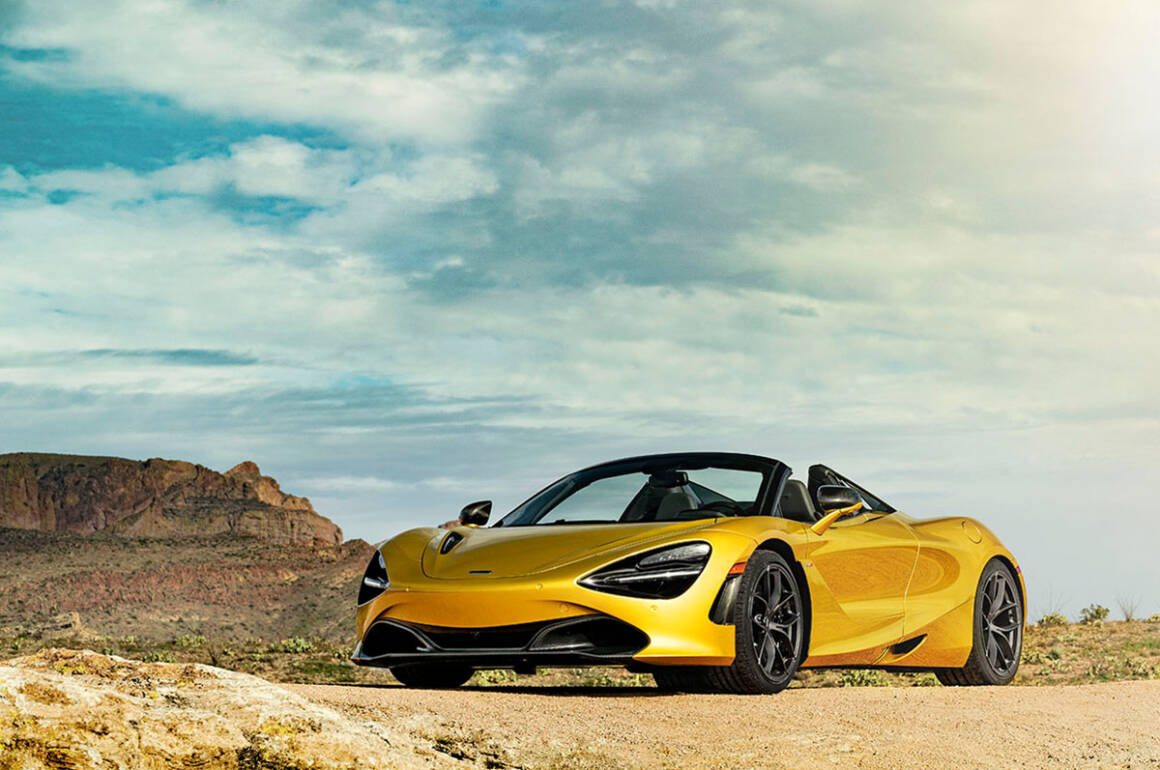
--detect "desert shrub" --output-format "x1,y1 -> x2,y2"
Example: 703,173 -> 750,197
273,637 -> 315,654
1080,604 -> 1110,624
839,669 -> 884,687
1037,612 -> 1069,627
907,672 -> 940,686
1148,614 -> 1160,623
1127,658 -> 1156,679
1117,595 -> 1141,622
1022,649 -> 1050,664
1086,656 -> 1156,681
141,650 -> 177,663
293,660 -> 358,683
472,669 -> 517,686
175,634 -> 206,649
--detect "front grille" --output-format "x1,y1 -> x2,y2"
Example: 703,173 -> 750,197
360,615 -> 649,659
420,620 -> 549,650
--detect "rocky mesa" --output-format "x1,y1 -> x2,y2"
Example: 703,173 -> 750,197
0,453 -> 342,545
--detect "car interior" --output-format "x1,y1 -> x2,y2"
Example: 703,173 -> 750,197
777,479 -> 820,523
619,470 -> 755,522
776,466 -> 892,523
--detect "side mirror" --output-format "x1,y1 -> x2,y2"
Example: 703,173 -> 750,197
459,500 -> 492,527
817,485 -> 862,512
810,485 -> 864,535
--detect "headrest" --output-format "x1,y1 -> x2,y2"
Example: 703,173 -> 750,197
648,470 -> 689,488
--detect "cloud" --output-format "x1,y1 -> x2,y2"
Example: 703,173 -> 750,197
1,0 -> 1160,614
1,349 -> 258,367
0,166 -> 28,192
2,0 -> 519,145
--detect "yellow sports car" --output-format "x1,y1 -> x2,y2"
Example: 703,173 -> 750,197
352,452 -> 1024,693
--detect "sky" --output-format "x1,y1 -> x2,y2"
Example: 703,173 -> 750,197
1,0 -> 1158,619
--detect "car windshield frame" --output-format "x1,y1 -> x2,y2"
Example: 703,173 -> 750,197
495,452 -> 790,527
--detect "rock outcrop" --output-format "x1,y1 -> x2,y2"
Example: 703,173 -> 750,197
0,649 -> 453,769
0,453 -> 341,545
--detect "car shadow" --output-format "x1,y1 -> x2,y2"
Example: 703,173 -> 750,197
333,682 -> 675,698
466,685 -> 672,698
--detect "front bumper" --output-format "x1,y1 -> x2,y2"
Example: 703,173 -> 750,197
353,537 -> 751,667
351,614 -> 650,668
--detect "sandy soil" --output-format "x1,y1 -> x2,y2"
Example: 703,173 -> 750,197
290,680 -> 1160,769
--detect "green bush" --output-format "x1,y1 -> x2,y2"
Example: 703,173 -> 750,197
141,650 -> 177,663
273,637 -> 315,654
838,669 -> 884,687
471,669 -> 517,686
1022,649 -> 1050,664
1080,604 -> 1110,625
1037,612 -> 1069,627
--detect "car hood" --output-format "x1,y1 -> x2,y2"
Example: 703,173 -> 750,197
420,520 -> 719,580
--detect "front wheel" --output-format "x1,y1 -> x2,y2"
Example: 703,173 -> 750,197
936,559 -> 1023,686
390,663 -> 474,689
653,550 -> 805,694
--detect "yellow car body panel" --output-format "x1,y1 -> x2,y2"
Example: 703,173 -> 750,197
355,515 -> 1022,670
353,454 -> 1025,676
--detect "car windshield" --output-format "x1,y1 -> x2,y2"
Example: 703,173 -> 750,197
497,456 -> 774,526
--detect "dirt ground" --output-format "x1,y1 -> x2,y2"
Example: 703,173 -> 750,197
290,679 -> 1160,769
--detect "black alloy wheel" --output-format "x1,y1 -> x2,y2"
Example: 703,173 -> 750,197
936,559 -> 1023,686
654,550 -> 805,694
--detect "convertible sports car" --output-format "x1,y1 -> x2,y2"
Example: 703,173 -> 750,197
352,452 -> 1024,693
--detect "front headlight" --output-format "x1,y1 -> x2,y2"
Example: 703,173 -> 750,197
578,541 -> 711,599
357,550 -> 390,606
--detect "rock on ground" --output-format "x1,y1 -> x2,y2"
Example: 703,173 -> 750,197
0,649 -> 456,770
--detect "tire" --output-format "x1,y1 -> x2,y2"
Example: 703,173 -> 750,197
936,559 -> 1023,686
390,663 -> 474,689
653,550 -> 806,694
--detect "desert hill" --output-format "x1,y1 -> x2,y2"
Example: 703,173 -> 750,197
0,453 -> 371,648
0,527 -> 374,644
0,452 -> 341,545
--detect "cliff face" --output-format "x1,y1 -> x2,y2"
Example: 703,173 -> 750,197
0,453 -> 342,545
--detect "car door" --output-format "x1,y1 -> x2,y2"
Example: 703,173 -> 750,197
801,465 -> 918,664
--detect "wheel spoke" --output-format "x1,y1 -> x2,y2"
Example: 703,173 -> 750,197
767,636 -> 786,675
992,617 -> 1020,632
993,630 -> 1015,668
985,633 -> 999,667
769,622 -> 794,643
759,634 -> 777,672
771,594 -> 796,615
988,574 -> 1004,605
989,600 -> 1017,621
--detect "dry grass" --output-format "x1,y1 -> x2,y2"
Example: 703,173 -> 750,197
4,528 -> 1155,690
3,618 -> 1156,689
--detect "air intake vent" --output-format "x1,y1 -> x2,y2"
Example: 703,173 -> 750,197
440,531 -> 464,554
888,635 -> 926,656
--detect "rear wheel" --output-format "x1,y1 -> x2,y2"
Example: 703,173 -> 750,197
936,559 -> 1023,686
653,550 -> 805,694
390,663 -> 474,689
